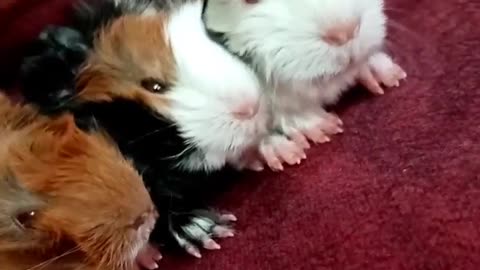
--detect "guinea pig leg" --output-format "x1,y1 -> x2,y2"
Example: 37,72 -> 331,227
170,210 -> 236,258
358,52 -> 407,95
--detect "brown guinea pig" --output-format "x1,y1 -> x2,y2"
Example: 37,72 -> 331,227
0,93 -> 158,270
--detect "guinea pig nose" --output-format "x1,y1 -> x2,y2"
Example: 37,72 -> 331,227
322,19 -> 360,47
231,100 -> 260,120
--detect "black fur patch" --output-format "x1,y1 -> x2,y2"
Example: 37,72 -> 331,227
72,98 -> 192,170
72,0 -> 124,45
20,25 -> 88,111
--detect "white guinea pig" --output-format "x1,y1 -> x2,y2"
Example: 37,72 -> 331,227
204,0 -> 407,171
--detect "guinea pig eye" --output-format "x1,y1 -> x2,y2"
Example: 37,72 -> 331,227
15,210 -> 37,229
140,78 -> 167,93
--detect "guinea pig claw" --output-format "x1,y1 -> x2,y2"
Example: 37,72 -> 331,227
247,160 -> 265,171
289,130 -> 311,149
220,213 -> 238,222
336,117 -> 344,126
186,245 -> 202,258
261,145 -> 283,171
303,127 -> 330,144
279,142 -> 305,165
359,65 -> 385,94
213,226 -> 235,238
203,239 -> 221,250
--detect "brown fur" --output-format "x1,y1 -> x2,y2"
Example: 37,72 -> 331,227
77,14 -> 176,115
0,93 -> 155,269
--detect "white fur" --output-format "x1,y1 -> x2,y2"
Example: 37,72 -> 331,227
165,0 -> 269,172
205,0 -> 387,132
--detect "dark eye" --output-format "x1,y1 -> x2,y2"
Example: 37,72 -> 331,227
140,78 -> 166,93
15,210 -> 37,229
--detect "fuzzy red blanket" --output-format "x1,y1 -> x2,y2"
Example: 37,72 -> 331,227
1,0 -> 478,269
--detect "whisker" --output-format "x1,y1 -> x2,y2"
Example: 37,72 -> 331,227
383,6 -> 409,15
27,246 -> 81,270
161,144 -> 195,161
387,19 -> 425,43
126,120 -> 181,145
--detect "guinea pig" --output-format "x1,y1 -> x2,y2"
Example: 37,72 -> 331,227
204,0 -> 407,170
0,93 -> 158,270
20,0 -> 262,261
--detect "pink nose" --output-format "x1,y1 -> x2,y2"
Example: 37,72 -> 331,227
231,100 -> 260,120
322,19 -> 360,46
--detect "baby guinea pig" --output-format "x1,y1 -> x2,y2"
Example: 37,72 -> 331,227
20,0 -> 264,261
0,93 -> 158,270
204,0 -> 407,170
76,0 -> 269,172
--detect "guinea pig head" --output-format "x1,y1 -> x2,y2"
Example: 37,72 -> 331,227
2,114 -> 157,269
77,3 -> 269,172
205,0 -> 387,81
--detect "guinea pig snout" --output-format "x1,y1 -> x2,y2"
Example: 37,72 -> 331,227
322,19 -> 360,47
231,100 -> 260,120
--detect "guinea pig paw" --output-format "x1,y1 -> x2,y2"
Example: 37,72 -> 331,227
259,134 -> 306,171
136,243 -> 162,270
377,62 -> 407,88
362,52 -> 407,93
296,113 -> 344,144
171,210 -> 236,258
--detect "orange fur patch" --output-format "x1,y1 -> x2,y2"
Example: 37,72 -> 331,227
77,14 -> 176,115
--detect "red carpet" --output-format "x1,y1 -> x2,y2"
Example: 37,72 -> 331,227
1,0 -> 479,269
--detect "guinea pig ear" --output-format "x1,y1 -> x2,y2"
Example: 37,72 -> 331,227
20,26 -> 88,113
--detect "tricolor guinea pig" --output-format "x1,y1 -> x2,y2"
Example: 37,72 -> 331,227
0,93 -> 158,270
20,0 -> 266,261
204,0 -> 407,170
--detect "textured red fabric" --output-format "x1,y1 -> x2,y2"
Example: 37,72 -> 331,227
1,0 -> 479,269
